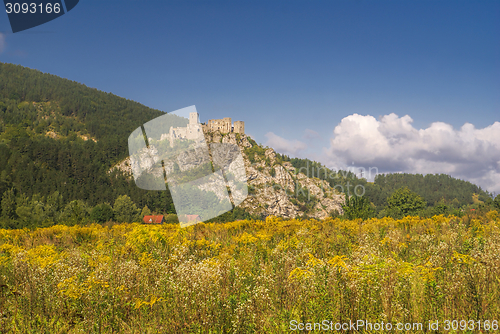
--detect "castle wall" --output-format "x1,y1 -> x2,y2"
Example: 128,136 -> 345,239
185,123 -> 202,139
207,118 -> 232,133
170,126 -> 188,140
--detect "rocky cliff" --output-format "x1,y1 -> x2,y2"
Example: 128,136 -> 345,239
110,131 -> 344,219
204,131 -> 344,219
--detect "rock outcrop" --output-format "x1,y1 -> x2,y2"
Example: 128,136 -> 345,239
110,131 -> 344,219
237,144 -> 344,219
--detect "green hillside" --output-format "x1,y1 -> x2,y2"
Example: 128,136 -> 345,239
276,155 -> 492,215
367,173 -> 490,208
0,63 -> 178,227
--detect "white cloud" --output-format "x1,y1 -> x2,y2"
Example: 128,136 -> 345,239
325,113 -> 500,192
303,128 -> 321,140
0,33 -> 5,54
264,132 -> 307,156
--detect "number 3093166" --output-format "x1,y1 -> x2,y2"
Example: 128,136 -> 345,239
5,3 -> 61,14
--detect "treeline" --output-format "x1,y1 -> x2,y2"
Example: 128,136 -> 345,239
341,185 -> 500,221
275,154 -> 493,217
0,187 -> 258,229
367,173 -> 490,208
0,189 -> 177,229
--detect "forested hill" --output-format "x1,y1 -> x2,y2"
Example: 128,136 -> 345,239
279,156 -> 491,213
0,62 -> 181,227
0,62 -> 165,147
366,173 -> 490,209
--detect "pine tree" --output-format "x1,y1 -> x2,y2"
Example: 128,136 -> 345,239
141,205 -> 152,217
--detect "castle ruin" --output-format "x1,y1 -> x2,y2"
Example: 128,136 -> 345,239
203,117 -> 245,134
166,112 -> 244,147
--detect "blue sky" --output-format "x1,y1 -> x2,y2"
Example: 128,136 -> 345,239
1,0 -> 499,191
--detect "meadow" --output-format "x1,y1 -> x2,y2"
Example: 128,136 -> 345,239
0,212 -> 499,333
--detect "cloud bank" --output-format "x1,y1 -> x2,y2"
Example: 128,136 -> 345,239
325,113 -> 500,193
265,132 -> 307,156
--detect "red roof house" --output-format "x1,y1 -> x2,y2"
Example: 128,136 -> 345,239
143,215 -> 164,224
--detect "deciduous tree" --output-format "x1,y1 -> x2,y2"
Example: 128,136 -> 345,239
386,187 -> 427,218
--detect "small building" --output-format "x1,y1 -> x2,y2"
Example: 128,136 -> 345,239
143,215 -> 164,224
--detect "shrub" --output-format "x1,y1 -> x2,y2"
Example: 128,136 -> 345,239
164,214 -> 179,224
90,203 -> 114,224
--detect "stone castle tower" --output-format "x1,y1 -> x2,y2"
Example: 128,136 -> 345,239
189,112 -> 199,125
203,117 -> 244,134
168,111 -> 203,147
233,121 -> 244,134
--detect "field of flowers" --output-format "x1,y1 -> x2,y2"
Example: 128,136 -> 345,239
0,212 -> 499,333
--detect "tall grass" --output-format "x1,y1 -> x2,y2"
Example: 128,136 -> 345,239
0,211 -> 499,333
